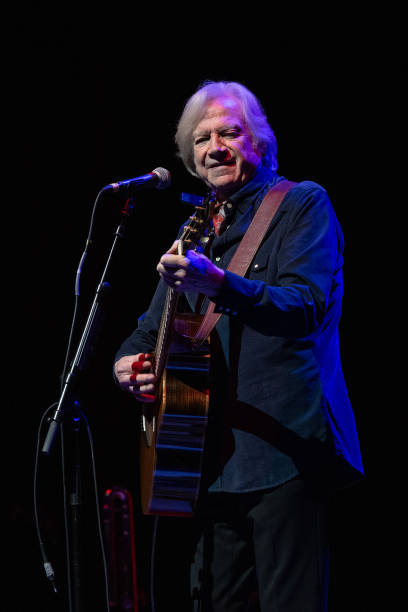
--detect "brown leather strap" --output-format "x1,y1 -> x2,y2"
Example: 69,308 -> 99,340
192,179 -> 297,346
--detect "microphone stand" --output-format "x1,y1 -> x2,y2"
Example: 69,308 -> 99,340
41,196 -> 136,610
69,403 -> 82,612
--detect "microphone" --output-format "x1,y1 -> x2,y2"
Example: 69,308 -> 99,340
103,167 -> 171,193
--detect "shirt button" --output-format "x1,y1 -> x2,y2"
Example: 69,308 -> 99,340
215,256 -> 221,262
254,263 -> 259,269
225,308 -> 230,313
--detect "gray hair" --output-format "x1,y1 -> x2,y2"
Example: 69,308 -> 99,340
175,80 -> 278,177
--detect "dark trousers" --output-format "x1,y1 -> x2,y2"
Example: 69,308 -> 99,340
190,478 -> 330,611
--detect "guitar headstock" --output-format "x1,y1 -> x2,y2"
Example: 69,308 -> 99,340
178,192 -> 216,256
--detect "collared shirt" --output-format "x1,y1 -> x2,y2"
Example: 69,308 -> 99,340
115,163 -> 364,494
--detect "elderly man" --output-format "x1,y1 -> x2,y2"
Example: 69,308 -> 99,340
114,81 -> 363,611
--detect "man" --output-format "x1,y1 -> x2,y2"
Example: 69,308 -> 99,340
114,81 -> 363,611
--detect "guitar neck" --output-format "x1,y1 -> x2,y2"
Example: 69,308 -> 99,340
152,193 -> 215,380
153,286 -> 179,380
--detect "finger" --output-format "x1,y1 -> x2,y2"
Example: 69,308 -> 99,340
139,382 -> 156,393
130,382 -> 156,400
129,386 -> 156,402
131,360 -> 150,373
158,275 -> 186,292
159,269 -> 187,284
131,362 -> 144,374
133,352 -> 152,364
129,377 -> 155,392
159,254 -> 188,269
139,393 -> 156,403
131,353 -> 152,370
130,372 -> 156,385
138,393 -> 156,403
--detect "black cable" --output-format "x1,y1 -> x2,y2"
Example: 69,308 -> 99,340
60,422 -> 73,610
150,516 -> 159,612
34,405 -> 110,610
60,187 -> 105,388
80,410 -> 110,610
33,403 -> 59,594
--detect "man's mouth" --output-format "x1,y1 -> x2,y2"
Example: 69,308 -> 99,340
207,160 -> 235,169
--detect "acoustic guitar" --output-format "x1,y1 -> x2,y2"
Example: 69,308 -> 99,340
139,193 -> 215,516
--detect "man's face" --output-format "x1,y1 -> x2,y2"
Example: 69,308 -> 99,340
192,96 -> 262,201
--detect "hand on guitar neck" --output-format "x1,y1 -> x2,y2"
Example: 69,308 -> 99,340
114,353 -> 157,403
157,240 -> 225,297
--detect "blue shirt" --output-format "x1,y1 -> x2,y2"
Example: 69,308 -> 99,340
115,164 -> 364,493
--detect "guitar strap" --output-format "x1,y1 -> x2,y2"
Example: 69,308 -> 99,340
191,179 -> 297,347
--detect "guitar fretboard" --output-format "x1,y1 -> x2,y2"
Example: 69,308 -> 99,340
154,286 -> 179,380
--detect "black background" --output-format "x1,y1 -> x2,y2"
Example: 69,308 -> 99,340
7,6 -> 404,611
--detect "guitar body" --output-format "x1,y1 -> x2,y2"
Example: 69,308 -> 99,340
140,314 -> 210,516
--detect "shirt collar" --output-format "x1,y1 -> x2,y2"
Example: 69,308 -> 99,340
228,164 -> 282,216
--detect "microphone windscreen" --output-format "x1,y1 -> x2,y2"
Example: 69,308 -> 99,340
152,167 -> 171,190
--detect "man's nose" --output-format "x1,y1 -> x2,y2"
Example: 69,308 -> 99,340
208,134 -> 229,159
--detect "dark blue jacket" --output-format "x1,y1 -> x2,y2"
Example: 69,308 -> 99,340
115,166 -> 364,493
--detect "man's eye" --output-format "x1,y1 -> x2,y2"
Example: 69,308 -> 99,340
222,130 -> 240,139
194,136 -> 208,145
